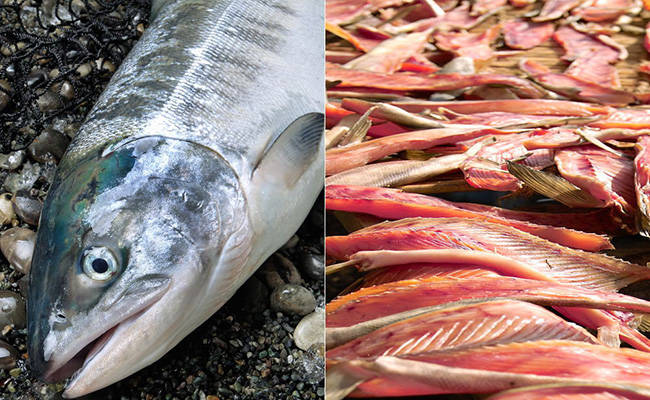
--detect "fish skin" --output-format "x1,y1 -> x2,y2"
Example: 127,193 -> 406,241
27,0 -> 324,397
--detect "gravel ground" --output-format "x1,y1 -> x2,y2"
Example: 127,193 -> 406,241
0,1 -> 325,398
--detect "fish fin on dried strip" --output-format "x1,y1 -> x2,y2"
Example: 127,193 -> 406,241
326,153 -> 470,187
337,106 -> 375,146
342,99 -> 446,129
506,161 -> 605,208
325,361 -> 374,400
637,316 -> 650,332
555,145 -> 637,215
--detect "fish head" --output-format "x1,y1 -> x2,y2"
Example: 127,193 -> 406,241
27,137 -> 250,397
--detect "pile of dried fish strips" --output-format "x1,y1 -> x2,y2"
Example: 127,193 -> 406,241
325,0 -> 650,398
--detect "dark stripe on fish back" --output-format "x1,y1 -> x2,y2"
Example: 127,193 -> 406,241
65,0 -> 322,173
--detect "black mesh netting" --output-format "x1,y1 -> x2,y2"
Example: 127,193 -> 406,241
0,0 -> 151,154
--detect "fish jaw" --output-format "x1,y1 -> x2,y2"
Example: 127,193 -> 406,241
62,272 -> 199,397
35,275 -> 172,384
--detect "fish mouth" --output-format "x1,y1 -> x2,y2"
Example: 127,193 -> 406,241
43,310 -> 145,383
40,280 -> 171,386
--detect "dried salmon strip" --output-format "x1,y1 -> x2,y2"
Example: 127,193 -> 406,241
337,341 -> 650,397
326,63 -> 547,98
328,300 -> 600,357
504,20 -> 555,49
325,126 -> 506,174
361,263 -> 502,286
326,274 -> 650,327
327,185 -> 626,234
326,184 -> 613,249
326,218 -> 650,291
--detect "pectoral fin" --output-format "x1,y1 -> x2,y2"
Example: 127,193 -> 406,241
253,112 -> 324,187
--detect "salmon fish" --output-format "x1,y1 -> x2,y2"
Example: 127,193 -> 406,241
26,0 -> 324,397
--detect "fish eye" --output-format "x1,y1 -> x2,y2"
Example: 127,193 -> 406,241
82,247 -> 119,281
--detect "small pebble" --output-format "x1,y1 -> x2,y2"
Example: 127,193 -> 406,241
0,291 -> 25,329
299,252 -> 323,281
0,227 -> 37,274
76,63 -> 92,77
0,80 -> 9,111
64,123 -> 82,139
0,150 -> 26,170
0,193 -> 15,225
60,81 -> 75,100
0,339 -> 20,370
25,69 -> 47,87
294,344 -> 325,384
36,90 -> 61,112
258,254 -> 301,290
18,275 -> 29,298
293,310 -> 324,351
12,189 -> 42,226
4,162 -> 41,193
270,284 -> 316,316
28,128 -> 70,163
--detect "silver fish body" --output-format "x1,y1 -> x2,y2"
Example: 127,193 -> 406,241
27,0 -> 324,397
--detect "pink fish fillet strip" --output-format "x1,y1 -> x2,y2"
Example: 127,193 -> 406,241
555,145 -> 637,215
378,98 -> 615,116
504,20 -> 555,49
343,30 -> 432,74
572,0 -> 635,22
553,25 -> 621,62
326,62 -> 546,99
520,60 -> 635,107
340,341 -> 650,397
361,263 -> 501,287
328,252 -> 650,350
589,109 -> 650,129
328,300 -> 600,359
325,126 -> 505,175
326,218 -> 650,292
326,273 -> 650,327
325,185 -> 613,251
533,0 -> 583,21
328,183 -> 629,235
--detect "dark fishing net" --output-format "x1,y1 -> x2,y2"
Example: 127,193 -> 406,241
0,0 -> 151,154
